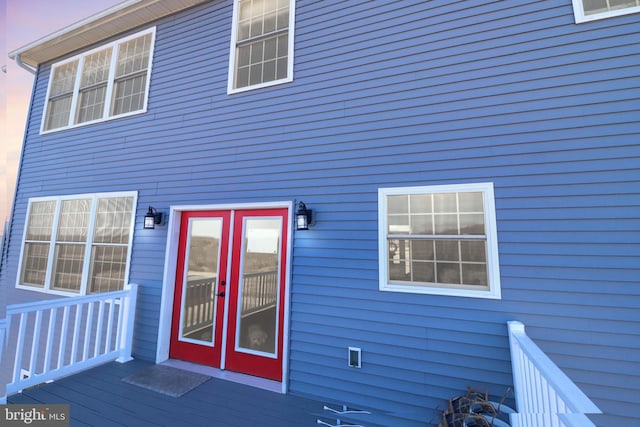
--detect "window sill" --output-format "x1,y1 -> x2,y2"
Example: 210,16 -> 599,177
380,283 -> 501,299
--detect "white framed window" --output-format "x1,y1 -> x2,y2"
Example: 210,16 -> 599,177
41,28 -> 155,133
378,183 -> 501,299
572,0 -> 640,22
17,191 -> 137,296
228,0 -> 295,93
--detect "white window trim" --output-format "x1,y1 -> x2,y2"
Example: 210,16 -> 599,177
16,191 -> 138,297
572,0 -> 640,23
378,182 -> 501,299
227,0 -> 296,94
40,27 -> 156,134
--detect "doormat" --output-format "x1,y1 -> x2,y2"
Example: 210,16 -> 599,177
122,365 -> 210,397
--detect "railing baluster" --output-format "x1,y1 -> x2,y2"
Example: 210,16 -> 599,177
43,307 -> 57,375
105,299 -> 115,353
13,313 -> 27,383
71,303 -> 82,364
82,301 -> 94,361
94,300 -> 105,357
58,306 -> 70,368
29,310 -> 43,375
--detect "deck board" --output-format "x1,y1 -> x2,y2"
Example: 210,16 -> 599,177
7,360 -> 324,426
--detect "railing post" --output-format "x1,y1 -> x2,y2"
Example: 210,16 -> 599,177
117,283 -> 138,363
507,320 -> 527,413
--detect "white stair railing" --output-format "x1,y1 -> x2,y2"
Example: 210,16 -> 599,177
1,284 -> 138,400
507,321 -> 602,427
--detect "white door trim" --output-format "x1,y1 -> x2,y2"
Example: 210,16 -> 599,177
155,201 -> 294,393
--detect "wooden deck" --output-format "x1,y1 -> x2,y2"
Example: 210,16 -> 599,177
7,360 -> 327,426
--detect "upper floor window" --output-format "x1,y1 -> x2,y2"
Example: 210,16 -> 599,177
42,28 -> 155,133
378,183 -> 501,299
17,192 -> 137,296
572,0 -> 640,22
228,0 -> 295,93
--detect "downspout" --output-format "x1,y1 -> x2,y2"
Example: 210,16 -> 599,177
13,54 -> 36,75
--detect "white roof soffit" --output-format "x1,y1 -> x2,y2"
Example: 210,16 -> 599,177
8,0 -> 209,68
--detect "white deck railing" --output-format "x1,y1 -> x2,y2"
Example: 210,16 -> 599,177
1,284 -> 138,400
507,321 -> 602,427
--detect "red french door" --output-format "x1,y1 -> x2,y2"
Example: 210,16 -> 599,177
169,211 -> 230,367
170,208 -> 288,382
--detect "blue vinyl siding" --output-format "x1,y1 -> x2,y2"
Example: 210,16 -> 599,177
3,0 -> 639,425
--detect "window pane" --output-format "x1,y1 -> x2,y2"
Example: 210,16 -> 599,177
460,240 -> 486,262
236,67 -> 250,88
388,214 -> 409,234
251,42 -> 264,64
436,262 -> 460,284
238,45 -> 251,67
276,57 -> 288,80
411,239 -> 434,261
89,246 -> 127,293
434,214 -> 458,234
116,34 -> 152,77
80,49 -> 112,87
250,64 -> 262,86
410,194 -> 432,213
20,243 -> 50,287
277,33 -> 288,57
435,240 -> 459,261
264,37 -> 277,60
412,261 -> 434,283
238,218 -> 280,354
112,74 -> 147,115
57,199 -> 91,242
45,96 -> 73,131
49,60 -> 78,97
434,193 -> 457,213
77,85 -> 107,123
263,59 -> 276,82
276,8 -> 289,29
459,213 -> 485,235
462,263 -> 487,286
26,201 -> 56,240
387,195 -> 408,214
45,60 -> 78,131
388,259 -> 409,281
458,192 -> 483,212
52,243 -> 84,292
264,11 -> 277,33
410,214 -> 432,234
93,197 -> 134,244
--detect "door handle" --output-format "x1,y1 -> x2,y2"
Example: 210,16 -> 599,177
217,291 -> 225,297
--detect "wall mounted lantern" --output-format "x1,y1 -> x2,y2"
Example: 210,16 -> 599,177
296,201 -> 313,230
144,206 -> 163,229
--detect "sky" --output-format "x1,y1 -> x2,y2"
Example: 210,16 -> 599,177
1,0 -> 122,226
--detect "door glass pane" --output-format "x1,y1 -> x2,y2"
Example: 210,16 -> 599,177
238,218 -> 280,354
180,218 -> 223,345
